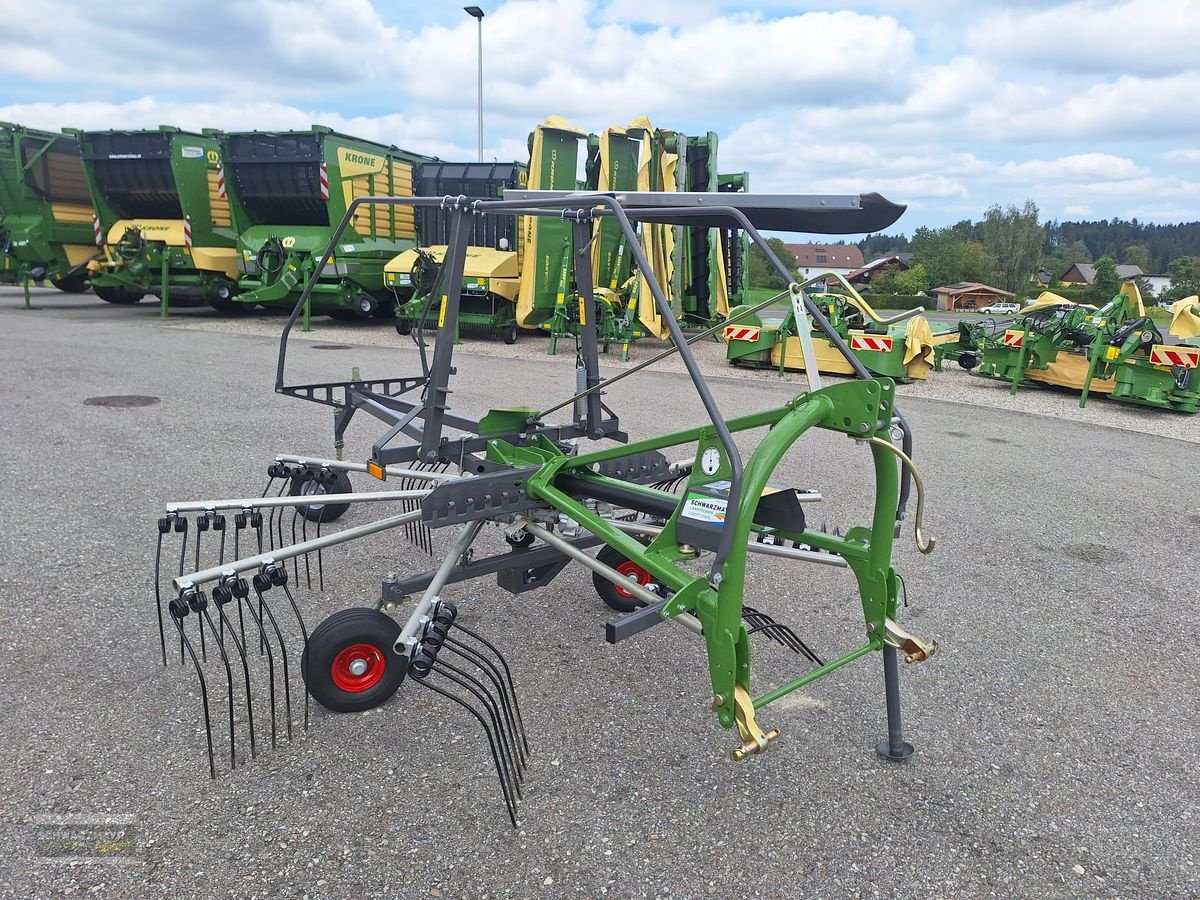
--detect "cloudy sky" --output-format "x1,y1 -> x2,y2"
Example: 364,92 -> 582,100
2,0 -> 1197,233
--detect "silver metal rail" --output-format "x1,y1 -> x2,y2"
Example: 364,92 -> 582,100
174,509 -> 424,591
607,519 -> 848,569
166,489 -> 430,514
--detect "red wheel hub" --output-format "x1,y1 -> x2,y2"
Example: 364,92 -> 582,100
330,643 -> 386,692
614,560 -> 653,599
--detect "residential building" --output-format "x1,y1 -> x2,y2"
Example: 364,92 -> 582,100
784,243 -> 865,280
839,255 -> 910,290
1060,263 -> 1144,285
931,282 -> 1015,311
1140,273 -> 1170,296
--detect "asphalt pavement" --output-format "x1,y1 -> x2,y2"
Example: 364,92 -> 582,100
0,289 -> 1196,899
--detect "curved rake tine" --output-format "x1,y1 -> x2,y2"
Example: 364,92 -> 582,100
193,518 -> 209,662
741,607 -> 823,665
410,664 -> 518,827
232,515 -> 250,649
154,518 -> 171,666
273,478 -> 290,553
315,516 -> 324,593
453,622 -> 527,747
252,574 -> 293,740
237,583 -> 278,749
445,636 -> 528,763
168,596 -> 215,779
175,517 -> 189,665
198,604 -> 237,770
250,513 -> 265,652
277,580 -> 310,732
213,583 -> 257,760
300,512 -> 312,589
434,658 -> 522,796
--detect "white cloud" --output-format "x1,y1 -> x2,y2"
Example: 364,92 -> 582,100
970,0 -> 1200,75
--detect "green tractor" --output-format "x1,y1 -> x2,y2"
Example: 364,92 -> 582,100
79,127 -> 239,310
223,126 -> 433,324
0,122 -> 98,303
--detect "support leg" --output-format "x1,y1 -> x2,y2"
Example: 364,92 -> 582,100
876,644 -> 914,761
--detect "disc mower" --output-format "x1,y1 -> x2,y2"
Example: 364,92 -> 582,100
725,275 -> 942,383
152,188 -> 941,826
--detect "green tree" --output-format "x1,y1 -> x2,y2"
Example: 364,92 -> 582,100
869,263 -> 903,294
748,238 -> 798,289
911,227 -> 964,288
1063,240 -> 1092,264
1162,256 -> 1200,302
893,263 -> 931,295
960,241 -> 996,284
1123,244 -> 1150,271
1088,256 -> 1121,304
982,200 -> 1043,294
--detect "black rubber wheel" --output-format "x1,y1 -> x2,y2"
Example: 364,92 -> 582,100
207,281 -> 247,314
505,530 -> 535,549
593,544 -> 658,614
502,324 -> 518,344
395,318 -> 413,336
958,352 -> 979,370
51,273 -> 89,293
302,608 -> 406,713
289,468 -> 353,522
94,284 -> 144,304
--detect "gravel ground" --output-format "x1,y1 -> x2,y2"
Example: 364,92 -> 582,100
1,287 -> 1198,899
77,290 -> 1196,445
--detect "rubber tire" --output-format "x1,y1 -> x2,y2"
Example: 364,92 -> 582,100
302,608 -> 406,713
395,318 -> 413,336
94,284 -> 144,304
502,324 -> 518,344
289,468 -> 353,523
51,273 -> 89,293
593,544 -> 656,614
958,352 -> 979,370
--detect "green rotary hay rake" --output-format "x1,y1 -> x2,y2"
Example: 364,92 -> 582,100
152,188 -> 940,827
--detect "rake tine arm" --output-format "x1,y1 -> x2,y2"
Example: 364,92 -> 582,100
409,648 -> 518,827
168,593 -> 215,779
213,581 -> 256,759
252,572 -> 293,740
154,518 -> 172,666
233,576 -> 277,748
445,636 -> 528,766
197,602 -> 237,770
452,621 -> 528,749
433,658 -> 523,796
273,571 -> 310,732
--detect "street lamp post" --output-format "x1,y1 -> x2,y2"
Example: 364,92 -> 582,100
464,6 -> 485,162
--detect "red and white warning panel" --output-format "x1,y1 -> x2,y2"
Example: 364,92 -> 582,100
723,325 -> 760,342
1002,330 -> 1024,348
1149,344 -> 1200,369
216,166 -> 226,199
849,333 -> 894,352
93,215 -> 103,247
183,215 -> 193,249
319,163 -> 330,201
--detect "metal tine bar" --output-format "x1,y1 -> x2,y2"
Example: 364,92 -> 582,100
212,587 -> 256,760
193,518 -> 208,662
451,622 -> 527,750
315,517 -> 324,593
197,604 -> 237,771
743,621 -> 823,665
444,636 -> 528,763
251,515 -> 265,653
251,577 -> 293,740
289,508 -> 300,583
232,520 -> 248,648
154,523 -> 169,666
176,517 -> 189,664
261,474 -> 277,500
278,581 -> 310,732
237,586 -> 278,748
301,512 -> 312,590
434,656 -> 523,793
269,478 -> 289,553
168,605 -> 215,779
409,675 -> 517,827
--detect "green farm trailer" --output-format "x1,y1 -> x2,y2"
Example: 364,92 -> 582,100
224,127 -> 432,323
80,127 -> 238,309
0,122 -> 98,302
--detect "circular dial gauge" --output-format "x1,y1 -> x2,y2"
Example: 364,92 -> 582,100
700,447 -> 722,476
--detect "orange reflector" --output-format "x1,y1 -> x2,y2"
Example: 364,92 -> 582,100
367,461 -> 386,481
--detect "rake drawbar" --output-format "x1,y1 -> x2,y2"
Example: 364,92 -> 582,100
152,189 -> 938,826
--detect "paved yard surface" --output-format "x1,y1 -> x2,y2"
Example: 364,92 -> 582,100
0,288 -> 1196,899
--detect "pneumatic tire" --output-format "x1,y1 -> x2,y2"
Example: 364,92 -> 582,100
302,608 -> 406,713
